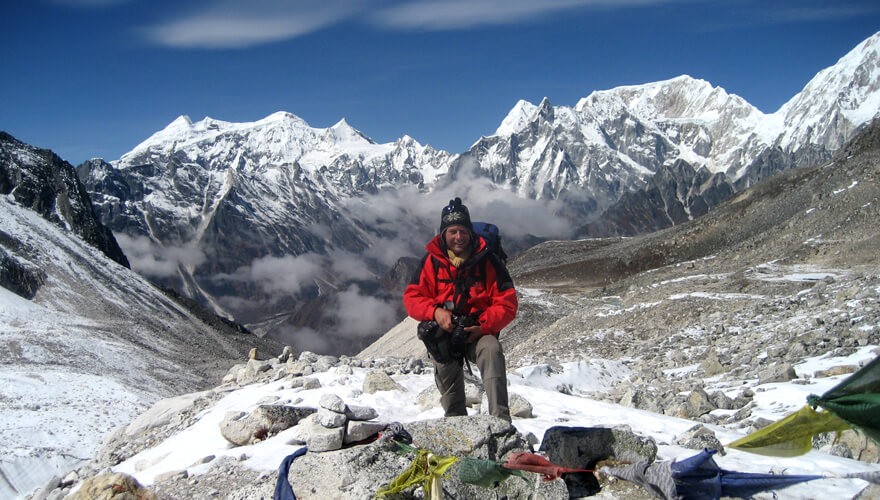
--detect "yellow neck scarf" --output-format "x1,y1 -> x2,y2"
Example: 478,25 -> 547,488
447,249 -> 470,268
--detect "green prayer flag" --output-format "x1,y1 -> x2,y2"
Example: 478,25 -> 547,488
458,457 -> 524,487
727,405 -> 850,457
808,355 -> 880,445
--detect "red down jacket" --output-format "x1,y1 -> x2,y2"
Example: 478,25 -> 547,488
403,234 -> 518,336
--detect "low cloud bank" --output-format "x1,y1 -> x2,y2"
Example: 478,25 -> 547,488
115,233 -> 206,278
118,182 -> 576,354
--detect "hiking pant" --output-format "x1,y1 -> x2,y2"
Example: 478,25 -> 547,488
434,334 -> 510,421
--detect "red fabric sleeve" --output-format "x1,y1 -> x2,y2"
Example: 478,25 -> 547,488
475,261 -> 518,335
402,256 -> 440,322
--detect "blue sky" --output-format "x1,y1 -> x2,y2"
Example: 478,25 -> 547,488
2,1 -> 879,165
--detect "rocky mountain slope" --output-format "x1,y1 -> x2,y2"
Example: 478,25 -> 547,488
76,33 -> 880,352
0,141 -> 282,499
501,116 -> 880,379
0,132 -> 129,268
367,117 -> 880,381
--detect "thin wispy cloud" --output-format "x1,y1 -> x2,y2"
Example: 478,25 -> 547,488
142,0 -> 367,48
51,0 -> 132,6
139,0 -> 678,49
137,0 -> 876,49
370,0 -> 669,30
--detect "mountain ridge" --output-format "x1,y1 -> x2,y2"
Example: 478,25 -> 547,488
75,31 -> 880,352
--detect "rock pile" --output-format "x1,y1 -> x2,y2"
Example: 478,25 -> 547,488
35,346 -> 697,500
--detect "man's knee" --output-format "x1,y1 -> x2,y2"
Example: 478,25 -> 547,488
475,334 -> 502,355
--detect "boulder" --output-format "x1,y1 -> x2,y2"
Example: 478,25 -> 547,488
316,409 -> 347,429
219,405 -> 316,446
124,390 -> 211,436
757,363 -> 798,384
66,472 -> 156,500
539,426 -> 658,497
675,424 -> 725,453
306,424 -> 346,452
344,421 -> 388,444
345,404 -> 379,421
480,392 -> 534,418
318,393 -> 347,413
686,388 -> 716,417
363,370 -> 406,393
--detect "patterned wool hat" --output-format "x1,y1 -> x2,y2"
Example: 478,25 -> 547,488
439,197 -> 473,234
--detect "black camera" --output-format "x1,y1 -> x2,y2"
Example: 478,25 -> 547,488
449,315 -> 475,358
418,320 -> 453,363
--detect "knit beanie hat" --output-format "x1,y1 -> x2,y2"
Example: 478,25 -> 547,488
439,197 -> 473,234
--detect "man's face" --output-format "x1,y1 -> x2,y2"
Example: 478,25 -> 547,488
444,225 -> 472,256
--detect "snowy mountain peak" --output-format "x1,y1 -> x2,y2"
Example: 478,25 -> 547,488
495,99 -> 539,136
260,111 -> 310,128
396,134 -> 419,146
593,75 -> 749,122
776,30 -> 880,151
170,115 -> 194,128
328,118 -> 374,144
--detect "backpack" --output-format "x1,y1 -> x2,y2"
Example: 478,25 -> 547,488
471,221 -> 508,264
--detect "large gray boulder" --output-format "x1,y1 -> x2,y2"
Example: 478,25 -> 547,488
219,405 -> 316,446
287,415 -> 569,499
539,426 -> 658,497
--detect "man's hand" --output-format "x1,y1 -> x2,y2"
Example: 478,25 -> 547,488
465,324 -> 483,343
433,307 -> 454,332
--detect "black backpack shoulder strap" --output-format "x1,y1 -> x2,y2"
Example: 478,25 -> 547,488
409,253 -> 436,285
486,252 -> 515,292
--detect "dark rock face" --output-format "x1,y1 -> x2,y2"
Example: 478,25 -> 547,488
0,132 -> 129,269
381,256 -> 421,295
76,140 -> 411,353
0,233 -> 45,299
578,160 -> 736,237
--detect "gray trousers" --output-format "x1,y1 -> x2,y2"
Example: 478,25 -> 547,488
434,334 -> 510,420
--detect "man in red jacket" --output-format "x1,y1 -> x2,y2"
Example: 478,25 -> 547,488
403,197 -> 518,420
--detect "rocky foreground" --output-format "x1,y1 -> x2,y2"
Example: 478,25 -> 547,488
31,260 -> 880,499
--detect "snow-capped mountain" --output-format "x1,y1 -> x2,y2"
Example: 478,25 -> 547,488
776,31 -> 880,154
460,31 -> 880,234
78,113 -> 457,352
474,75 -> 764,199
78,32 -> 880,351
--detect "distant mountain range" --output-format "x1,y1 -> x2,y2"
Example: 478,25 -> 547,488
74,31 -> 880,352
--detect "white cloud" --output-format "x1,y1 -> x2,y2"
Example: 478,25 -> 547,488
370,0 -> 636,30
221,253 -> 323,294
762,4 -> 880,24
329,250 -> 377,281
142,0 -> 366,48
330,285 -> 400,339
51,0 -> 132,7
428,163 -> 573,240
115,233 -> 206,278
340,177 -> 573,267
138,0 -> 683,49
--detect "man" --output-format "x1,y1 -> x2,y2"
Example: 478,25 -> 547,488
403,197 -> 518,420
